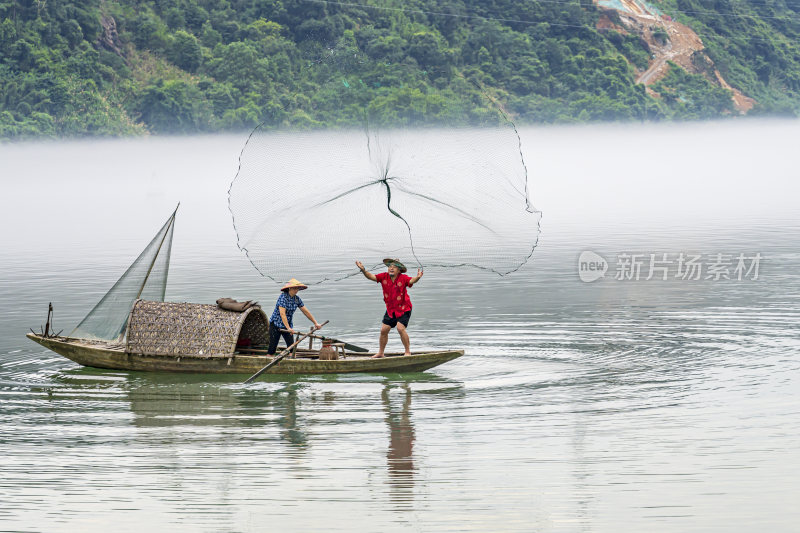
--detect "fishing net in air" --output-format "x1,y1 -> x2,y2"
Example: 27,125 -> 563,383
70,208 -> 176,341
228,33 -> 540,284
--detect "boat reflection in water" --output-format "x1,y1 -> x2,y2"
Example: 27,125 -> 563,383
55,368 -> 465,517
124,374 -> 311,448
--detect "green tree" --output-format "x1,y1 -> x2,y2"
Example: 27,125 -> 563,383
169,30 -> 202,72
135,79 -> 209,132
60,19 -> 84,48
205,41 -> 270,93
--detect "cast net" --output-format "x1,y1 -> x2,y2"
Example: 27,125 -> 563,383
228,32 -> 540,284
70,208 -> 176,341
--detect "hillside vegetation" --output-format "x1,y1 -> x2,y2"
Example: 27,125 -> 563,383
1,0 -> 799,138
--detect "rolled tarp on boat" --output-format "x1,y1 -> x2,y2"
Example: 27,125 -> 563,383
124,300 -> 270,357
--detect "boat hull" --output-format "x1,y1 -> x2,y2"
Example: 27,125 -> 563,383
26,334 -> 463,375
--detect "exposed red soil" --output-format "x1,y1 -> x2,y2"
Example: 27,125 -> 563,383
595,2 -> 755,113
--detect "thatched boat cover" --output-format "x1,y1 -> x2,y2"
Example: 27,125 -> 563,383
125,300 -> 270,357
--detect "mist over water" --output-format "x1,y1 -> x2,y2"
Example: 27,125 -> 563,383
1,120 -> 799,532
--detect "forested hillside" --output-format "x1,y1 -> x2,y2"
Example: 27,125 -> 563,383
1,0 -> 799,138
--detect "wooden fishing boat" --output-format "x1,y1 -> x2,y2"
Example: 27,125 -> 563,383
26,332 -> 463,375
26,208 -> 464,376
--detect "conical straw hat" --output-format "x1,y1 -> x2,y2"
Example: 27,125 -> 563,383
281,278 -> 308,291
382,258 -> 407,273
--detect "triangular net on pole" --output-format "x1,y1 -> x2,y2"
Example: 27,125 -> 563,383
70,206 -> 177,341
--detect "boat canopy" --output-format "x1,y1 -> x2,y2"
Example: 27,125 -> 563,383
124,300 -> 269,357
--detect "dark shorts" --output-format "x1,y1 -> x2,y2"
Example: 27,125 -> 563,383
382,310 -> 411,328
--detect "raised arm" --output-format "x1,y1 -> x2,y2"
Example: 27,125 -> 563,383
408,268 -> 423,287
355,260 -> 378,282
300,306 -> 322,330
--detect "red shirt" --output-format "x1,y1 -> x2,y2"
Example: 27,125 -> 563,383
376,272 -> 413,317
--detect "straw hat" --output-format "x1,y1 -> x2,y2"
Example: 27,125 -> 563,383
281,278 -> 308,292
382,258 -> 407,273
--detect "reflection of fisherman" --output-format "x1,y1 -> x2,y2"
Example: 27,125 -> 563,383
383,384 -> 414,470
382,383 -> 415,504
277,383 -> 306,446
267,278 -> 322,355
355,258 -> 423,358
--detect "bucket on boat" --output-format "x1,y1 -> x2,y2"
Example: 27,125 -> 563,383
319,338 -> 338,361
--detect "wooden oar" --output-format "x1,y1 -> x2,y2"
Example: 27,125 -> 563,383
244,320 -> 329,384
324,337 -> 369,353
280,329 -> 369,353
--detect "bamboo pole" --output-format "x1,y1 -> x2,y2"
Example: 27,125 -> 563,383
278,329 -> 368,353
244,320 -> 329,383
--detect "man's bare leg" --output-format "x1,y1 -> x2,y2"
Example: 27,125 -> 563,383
397,323 -> 411,356
373,324 -> 391,358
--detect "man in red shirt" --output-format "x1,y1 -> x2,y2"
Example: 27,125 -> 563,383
355,258 -> 423,358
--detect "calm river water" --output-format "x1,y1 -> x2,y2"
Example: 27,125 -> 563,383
1,121 -> 799,532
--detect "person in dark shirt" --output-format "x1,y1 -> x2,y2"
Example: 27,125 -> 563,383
267,278 -> 322,355
355,258 -> 423,358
